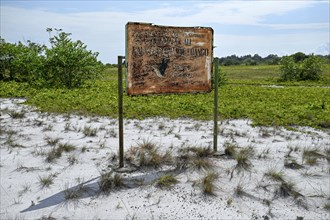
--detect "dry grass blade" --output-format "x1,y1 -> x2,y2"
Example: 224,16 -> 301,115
200,172 -> 219,195
8,110 -> 25,119
190,157 -> 214,171
38,174 -> 55,189
64,184 -> 89,201
156,174 -> 178,188
179,146 -> 213,158
264,169 -> 285,182
126,140 -> 172,168
224,142 -> 237,158
302,148 -> 325,166
275,181 -> 303,199
284,159 -> 303,169
98,172 -> 124,194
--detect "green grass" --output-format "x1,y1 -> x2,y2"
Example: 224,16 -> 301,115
223,64 -> 330,86
0,66 -> 329,128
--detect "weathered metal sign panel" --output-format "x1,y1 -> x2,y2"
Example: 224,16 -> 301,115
126,22 -> 213,95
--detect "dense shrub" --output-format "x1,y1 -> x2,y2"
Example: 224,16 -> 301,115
0,39 -> 45,83
0,28 -> 101,88
280,54 -> 323,81
44,30 -> 101,88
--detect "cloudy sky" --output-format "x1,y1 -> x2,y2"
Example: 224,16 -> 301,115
1,0 -> 329,63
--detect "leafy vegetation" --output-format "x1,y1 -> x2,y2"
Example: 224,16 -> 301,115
1,44 -> 330,129
280,54 -> 323,81
0,28 -> 102,88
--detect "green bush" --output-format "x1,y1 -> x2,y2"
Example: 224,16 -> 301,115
0,38 -> 45,83
0,28 -> 102,88
44,30 -> 101,88
280,54 -> 323,81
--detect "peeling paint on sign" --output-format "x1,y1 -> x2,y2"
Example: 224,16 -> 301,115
126,22 -> 213,95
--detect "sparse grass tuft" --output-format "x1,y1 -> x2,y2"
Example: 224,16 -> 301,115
179,146 -> 213,158
42,124 -> 53,131
284,159 -> 303,169
264,169 -> 285,182
107,128 -> 117,138
58,143 -> 76,152
158,122 -> 165,130
64,184 -> 88,201
235,147 -> 253,172
98,172 -> 124,194
112,173 -> 124,188
275,181 -> 302,199
8,110 -> 25,119
46,147 -> 62,162
5,135 -> 25,149
259,127 -> 271,138
126,140 -> 172,168
39,214 -> 56,220
189,146 -> 213,158
46,143 -> 76,163
324,202 -> 330,210
18,183 -> 31,196
234,183 -> 246,197
67,155 -> 78,165
224,142 -> 237,158
325,147 -> 330,164
98,172 -> 113,194
81,146 -> 87,153
190,157 -> 214,171
230,146 -> 254,180
176,146 -> 214,171
302,148 -> 325,166
38,174 -> 55,189
156,174 -> 178,188
200,172 -> 219,195
83,125 -> 98,137
44,136 -> 60,146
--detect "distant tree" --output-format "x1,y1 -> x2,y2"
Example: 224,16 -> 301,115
279,54 -> 323,81
291,52 -> 308,63
243,58 -> 258,66
264,54 -> 280,65
279,56 -> 298,81
300,55 -> 323,81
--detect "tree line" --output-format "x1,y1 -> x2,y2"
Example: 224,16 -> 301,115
1,28 -> 328,89
218,53 -> 330,66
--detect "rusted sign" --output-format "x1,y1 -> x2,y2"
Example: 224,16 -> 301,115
126,22 -> 213,95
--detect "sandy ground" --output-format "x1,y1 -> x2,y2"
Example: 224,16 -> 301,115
0,98 -> 329,220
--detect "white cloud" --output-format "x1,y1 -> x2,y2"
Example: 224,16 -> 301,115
1,1 -> 328,63
216,32 -> 330,57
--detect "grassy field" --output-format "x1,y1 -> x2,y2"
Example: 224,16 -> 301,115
224,64 -> 330,85
0,65 -> 329,128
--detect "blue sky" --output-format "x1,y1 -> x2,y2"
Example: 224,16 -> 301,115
1,0 -> 329,63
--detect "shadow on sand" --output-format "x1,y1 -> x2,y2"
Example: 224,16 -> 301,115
21,169 -> 173,213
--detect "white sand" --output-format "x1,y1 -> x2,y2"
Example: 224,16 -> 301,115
1,98 -> 329,219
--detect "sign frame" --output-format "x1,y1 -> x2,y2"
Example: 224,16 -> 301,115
125,22 -> 214,95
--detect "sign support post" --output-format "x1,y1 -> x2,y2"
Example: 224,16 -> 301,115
213,58 -> 219,152
118,56 -> 124,168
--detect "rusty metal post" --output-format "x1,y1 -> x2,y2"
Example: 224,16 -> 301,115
118,56 -> 124,168
213,58 -> 219,152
